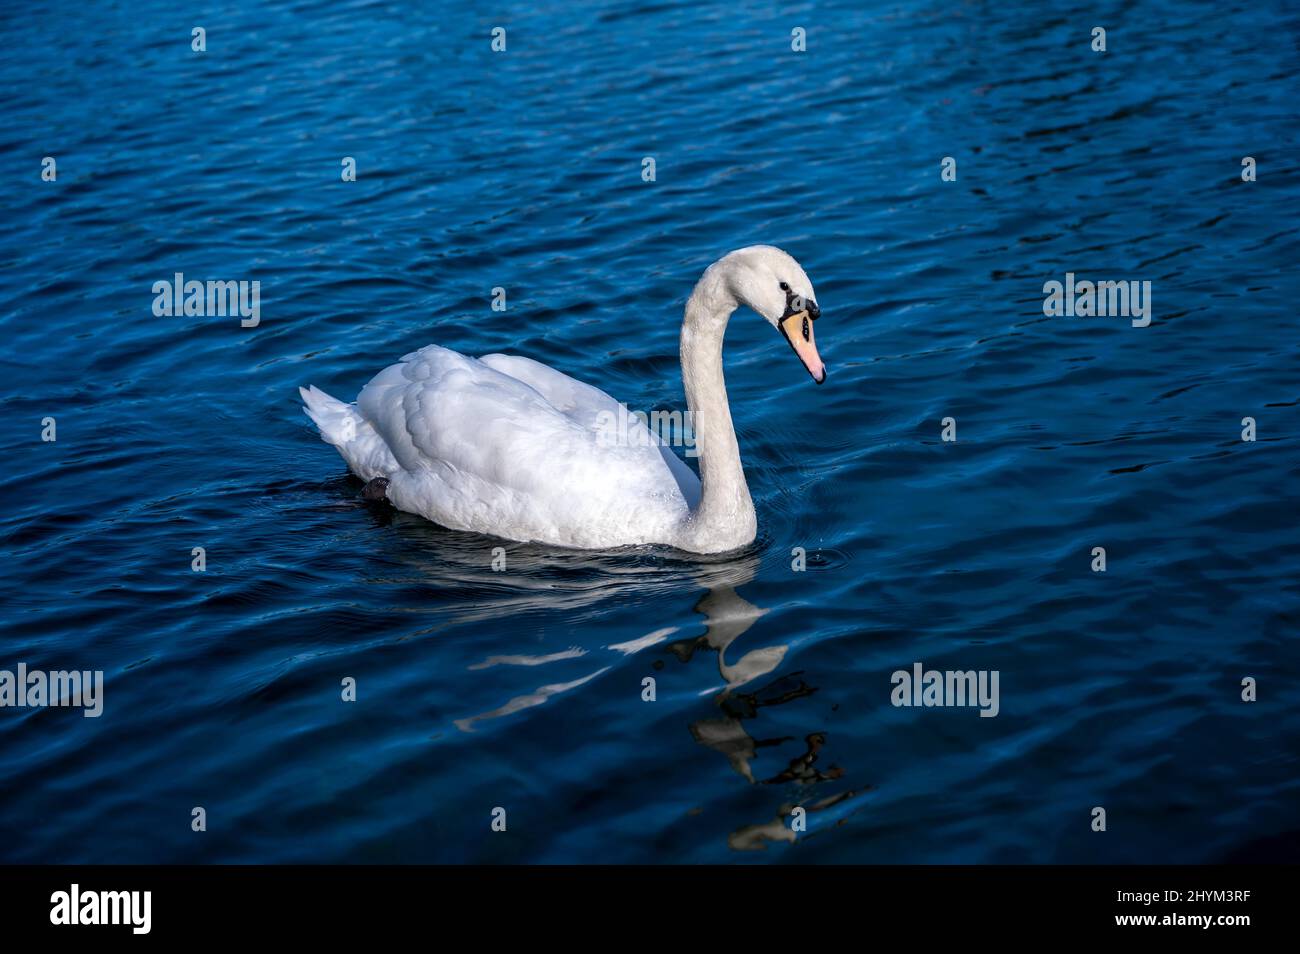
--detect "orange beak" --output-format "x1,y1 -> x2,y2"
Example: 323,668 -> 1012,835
779,307 -> 826,384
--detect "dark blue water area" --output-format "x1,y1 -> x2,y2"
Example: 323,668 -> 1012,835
1,0 -> 1298,863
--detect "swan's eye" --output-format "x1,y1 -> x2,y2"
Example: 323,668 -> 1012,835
779,281 -> 791,292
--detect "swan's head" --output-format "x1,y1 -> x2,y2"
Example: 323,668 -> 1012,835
717,245 -> 826,384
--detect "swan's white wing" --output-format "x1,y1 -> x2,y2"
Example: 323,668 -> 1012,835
479,352 -> 700,507
353,346 -> 697,548
478,353 -> 611,423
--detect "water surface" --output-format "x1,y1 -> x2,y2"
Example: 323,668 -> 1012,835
1,0 -> 1298,863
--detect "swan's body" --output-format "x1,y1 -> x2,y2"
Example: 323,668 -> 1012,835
301,246 -> 824,554
301,347 -> 701,549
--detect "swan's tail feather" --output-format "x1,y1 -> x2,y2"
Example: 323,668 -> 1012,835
299,385 -> 398,483
299,385 -> 358,447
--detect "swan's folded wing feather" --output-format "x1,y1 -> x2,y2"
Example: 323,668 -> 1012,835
355,346 -> 692,515
480,352 -> 700,507
479,353 -> 614,425
358,346 -> 559,484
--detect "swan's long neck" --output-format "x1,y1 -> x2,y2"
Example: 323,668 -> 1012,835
678,267 -> 757,553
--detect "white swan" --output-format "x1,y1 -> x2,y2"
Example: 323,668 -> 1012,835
300,245 -> 825,554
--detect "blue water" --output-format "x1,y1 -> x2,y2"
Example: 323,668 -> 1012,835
2,0 -> 1298,864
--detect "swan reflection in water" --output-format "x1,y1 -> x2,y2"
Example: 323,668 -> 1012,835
448,547 -> 775,732
663,557 -> 867,850
345,492 -> 865,850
